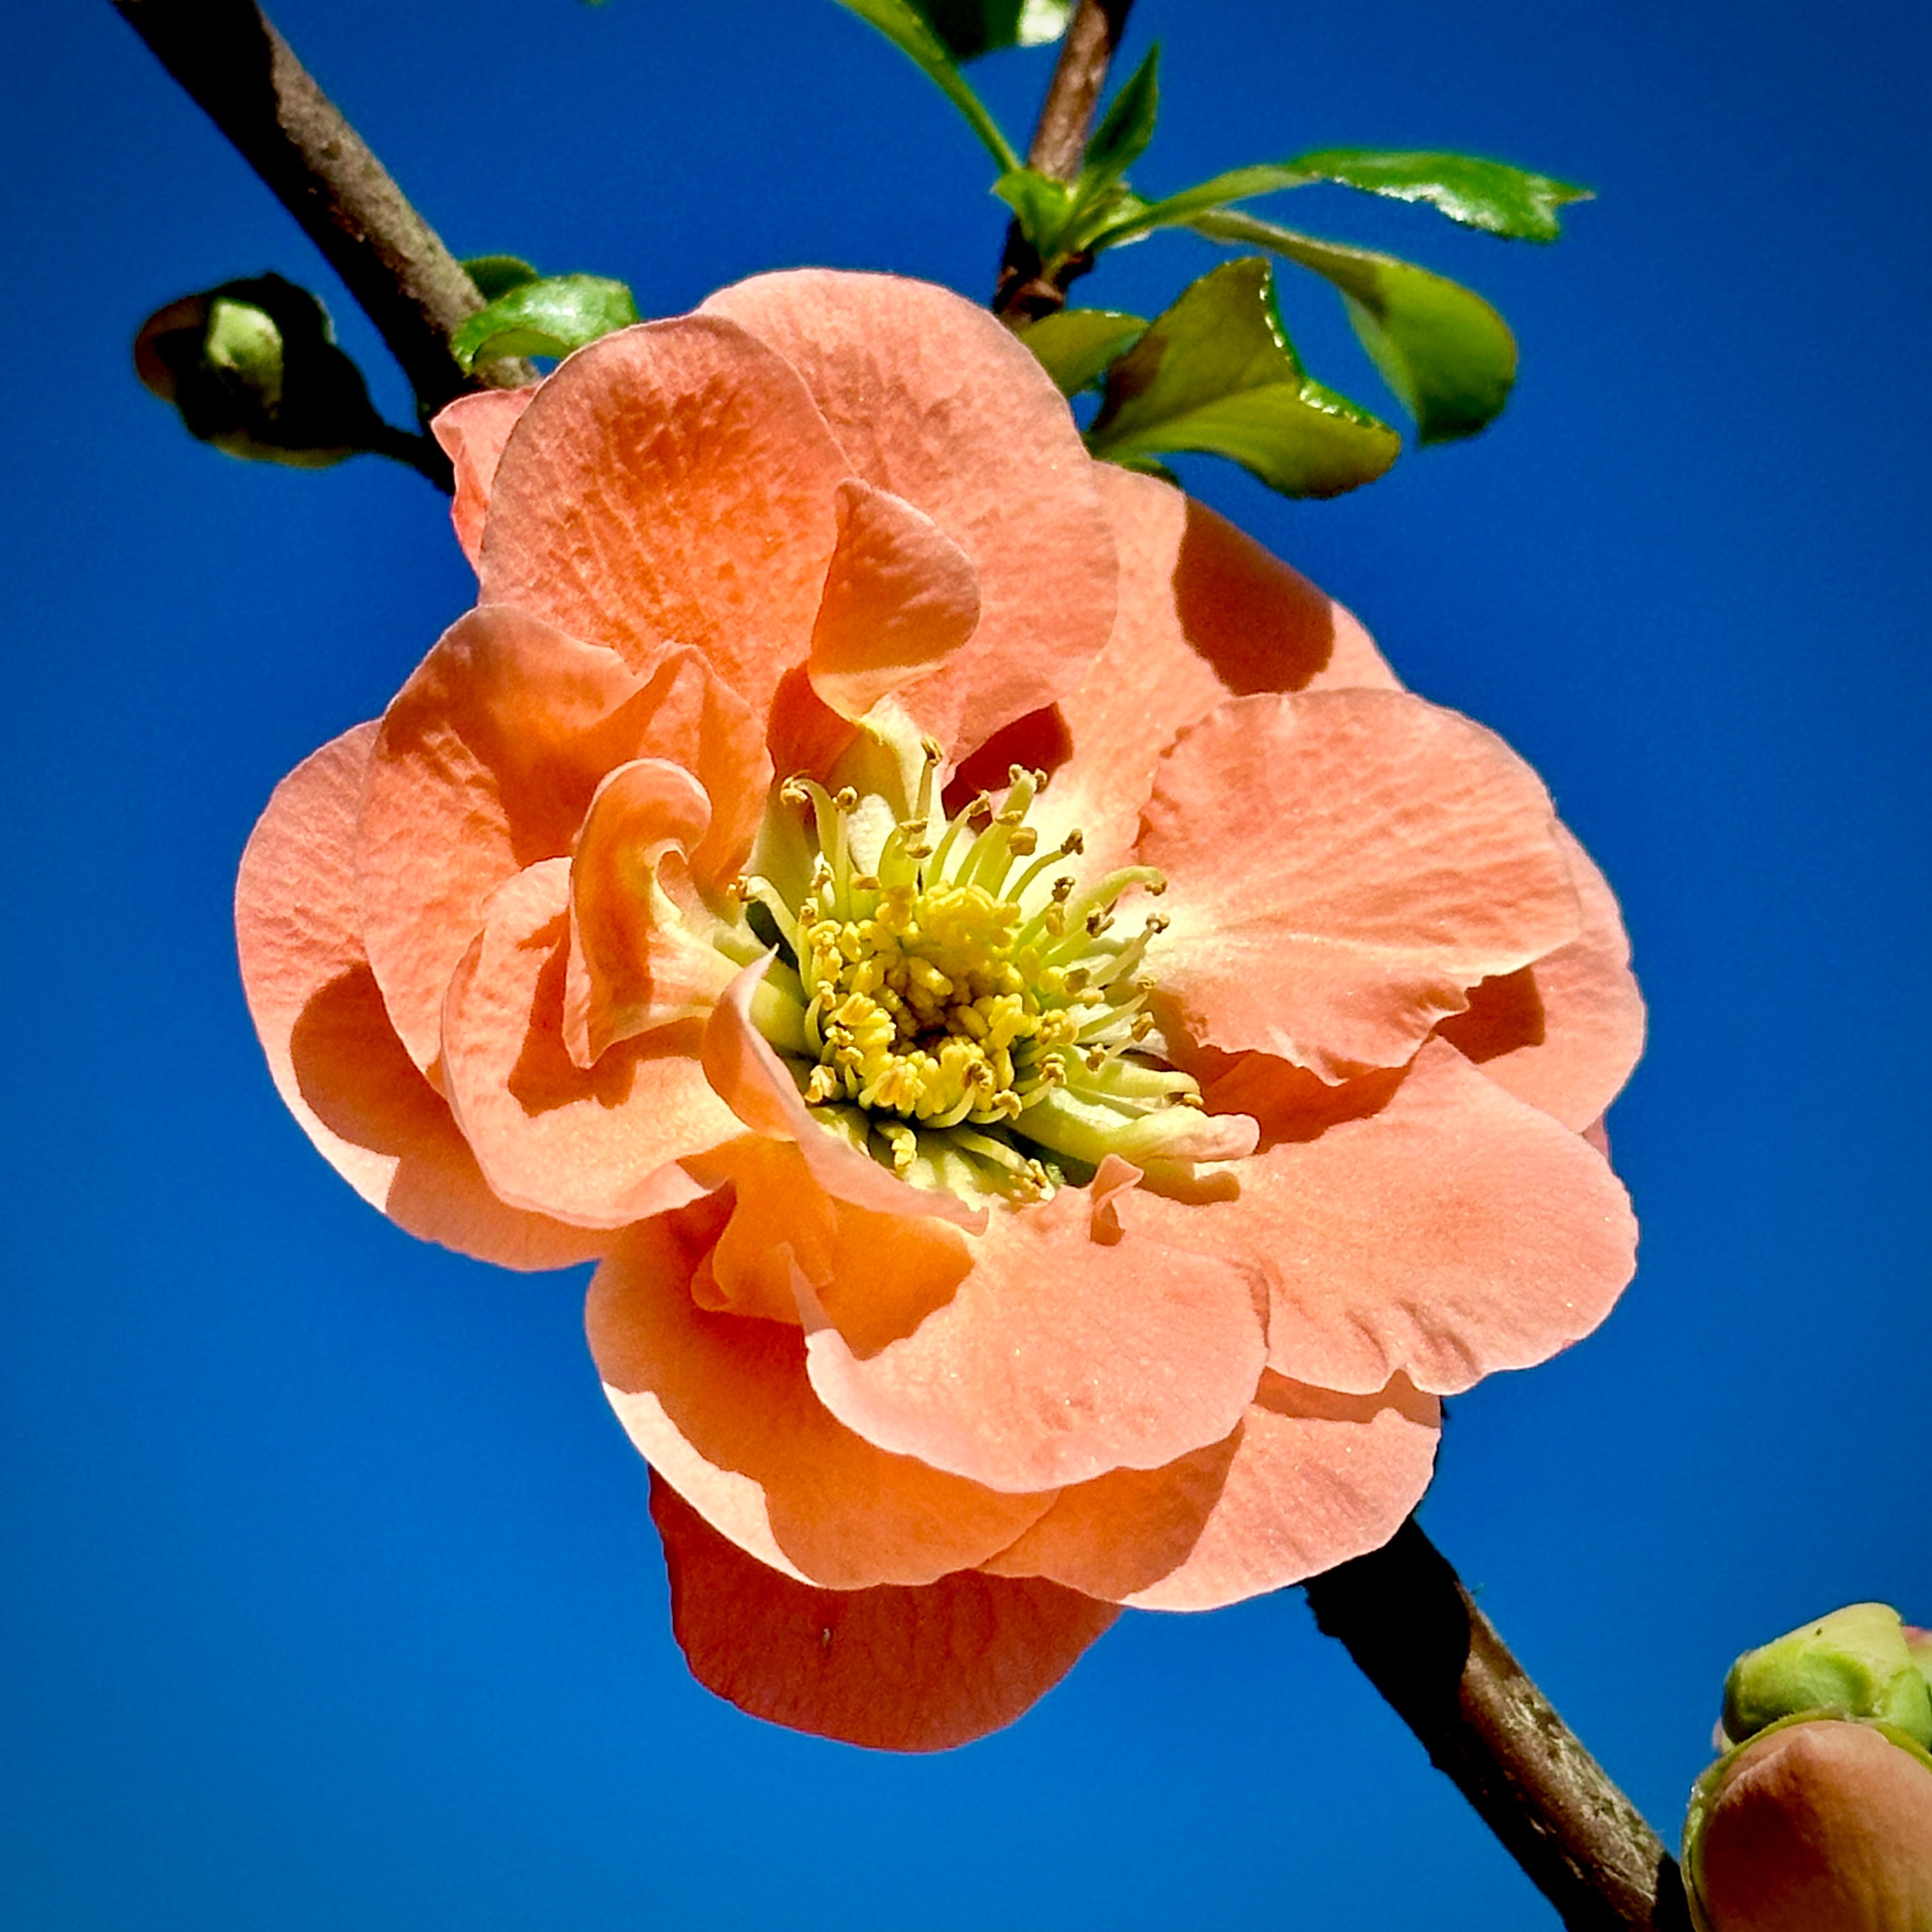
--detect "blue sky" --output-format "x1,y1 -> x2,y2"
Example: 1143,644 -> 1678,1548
4,2 -> 1928,1926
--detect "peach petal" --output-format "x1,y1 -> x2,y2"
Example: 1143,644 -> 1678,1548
800,1167 -> 1268,1493
476,317 -> 847,712
1035,469 -> 1397,867
431,386 -> 536,567
615,649 -> 773,895
683,1136 -> 976,1354
986,1371 -> 1440,1610
649,1473 -> 1117,1752
235,726 -> 603,1270
808,479 -> 981,721
439,860 -> 737,1226
357,606 -> 654,1072
1152,1036 -> 1638,1397
699,956 -> 987,1232
1144,689 -> 1582,1078
701,270 -> 1117,757
588,1207 -> 1055,1589
564,759 -> 739,1068
1437,826 -> 1646,1131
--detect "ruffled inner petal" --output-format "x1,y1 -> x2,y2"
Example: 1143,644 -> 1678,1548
588,1202 -> 1056,1589
800,1160 -> 1268,1493
808,480 -> 981,722
649,1472 -> 1118,1752
1144,689 -> 1583,1078
984,1371 -> 1439,1609
564,759 -> 741,1068
439,860 -> 738,1227
700,270 -> 1117,760
477,316 -> 847,715
235,724 -> 604,1271
357,606 -> 655,1073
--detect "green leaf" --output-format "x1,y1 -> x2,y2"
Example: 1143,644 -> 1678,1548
830,0 -> 1021,170
1086,258 -> 1399,497
450,274 -> 640,371
1192,209 -> 1517,443
461,255 -> 542,302
1085,162 -> 1308,247
1281,149 -> 1591,242
992,167 -> 1076,256
1081,46 -> 1159,189
1017,309 -> 1147,396
912,0 -> 1072,60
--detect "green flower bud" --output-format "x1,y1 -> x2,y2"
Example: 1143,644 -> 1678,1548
1722,1604 -> 1932,1749
1906,1626 -> 1932,1700
134,273 -> 381,468
1684,1717 -> 1932,1932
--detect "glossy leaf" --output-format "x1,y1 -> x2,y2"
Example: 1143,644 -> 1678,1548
1017,308 -> 1147,396
461,255 -> 542,302
450,274 -> 640,371
1087,162 -> 1308,247
1086,258 -> 1399,497
1081,46 -> 1159,189
1281,149 -> 1591,241
914,0 -> 1072,60
1194,209 -> 1517,443
830,0 -> 1020,170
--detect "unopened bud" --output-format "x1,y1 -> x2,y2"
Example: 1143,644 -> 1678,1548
1722,1603 -> 1932,1749
1685,1718 -> 1932,1932
134,273 -> 380,467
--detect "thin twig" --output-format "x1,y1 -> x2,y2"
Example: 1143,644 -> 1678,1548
992,0 -> 1136,322
110,0 -> 526,440
1305,1519 -> 1694,1931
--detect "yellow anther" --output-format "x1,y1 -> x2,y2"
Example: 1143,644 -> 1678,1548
833,786 -> 858,813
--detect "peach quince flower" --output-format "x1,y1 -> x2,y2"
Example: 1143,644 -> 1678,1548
235,270 -> 1643,1751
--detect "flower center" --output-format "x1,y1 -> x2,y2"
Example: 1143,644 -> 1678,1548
733,739 -> 1214,1202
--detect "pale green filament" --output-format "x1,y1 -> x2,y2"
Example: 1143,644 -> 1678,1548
733,745 -> 1209,1202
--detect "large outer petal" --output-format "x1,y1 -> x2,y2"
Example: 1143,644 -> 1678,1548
1155,1037 -> 1638,1397
234,726 -> 602,1270
588,1204 -> 1055,1589
431,386 -> 536,567
1144,689 -> 1582,1078
358,610 -> 764,1074
984,1371 -> 1439,1610
700,270 -> 1117,758
800,1162 -> 1268,1493
478,317 -> 848,713
1042,468 -> 1397,866
439,861 -> 737,1226
650,1474 -> 1118,1752
1437,825 -> 1647,1131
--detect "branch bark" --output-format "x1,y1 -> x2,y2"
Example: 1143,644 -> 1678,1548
992,0 -> 1136,322
110,0 -> 522,428
1305,1519 -> 1694,1931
